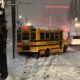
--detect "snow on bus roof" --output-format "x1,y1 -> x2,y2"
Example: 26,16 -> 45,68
36,26 -> 50,30
34,25 -> 61,30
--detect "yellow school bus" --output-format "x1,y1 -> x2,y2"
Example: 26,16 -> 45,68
17,24 -> 68,56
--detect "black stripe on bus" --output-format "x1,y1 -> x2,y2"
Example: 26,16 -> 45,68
51,48 -> 60,49
30,39 -> 62,42
38,47 -> 60,52
30,43 -> 60,47
39,49 -> 45,51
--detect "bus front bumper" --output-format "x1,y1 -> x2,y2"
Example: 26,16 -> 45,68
17,47 -> 38,53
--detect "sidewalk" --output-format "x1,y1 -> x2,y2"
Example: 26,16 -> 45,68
6,42 -> 26,80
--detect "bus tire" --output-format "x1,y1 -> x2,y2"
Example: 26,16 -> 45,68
45,49 -> 50,57
63,45 -> 67,53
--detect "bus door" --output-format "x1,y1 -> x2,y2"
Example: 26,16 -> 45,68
59,31 -> 63,48
30,28 -> 36,42
55,31 -> 63,49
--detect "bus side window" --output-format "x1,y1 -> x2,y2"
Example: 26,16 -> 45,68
55,32 -> 59,40
40,32 -> 44,40
58,31 -> 62,40
22,32 -> 29,40
50,32 -> 54,40
17,28 -> 21,41
46,32 -> 49,40
31,32 -> 36,40
17,33 -> 21,41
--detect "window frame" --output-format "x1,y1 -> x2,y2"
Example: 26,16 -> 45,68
40,32 -> 45,40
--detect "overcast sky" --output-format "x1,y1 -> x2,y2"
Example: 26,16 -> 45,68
6,0 -> 71,28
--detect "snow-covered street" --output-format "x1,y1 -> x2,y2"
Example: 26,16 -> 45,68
3,0 -> 80,80
21,48 -> 80,80
6,43 -> 25,80
6,43 -> 80,80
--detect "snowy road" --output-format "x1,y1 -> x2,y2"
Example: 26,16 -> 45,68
6,42 -> 80,80
20,47 -> 80,80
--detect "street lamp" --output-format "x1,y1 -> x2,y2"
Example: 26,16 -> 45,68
74,17 -> 78,22
75,22 -> 80,35
75,22 -> 80,28
74,17 -> 80,35
16,1 -> 32,26
17,15 -> 24,26
18,15 -> 22,19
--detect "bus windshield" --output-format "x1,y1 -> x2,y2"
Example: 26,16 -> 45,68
22,32 -> 29,40
17,33 -> 21,41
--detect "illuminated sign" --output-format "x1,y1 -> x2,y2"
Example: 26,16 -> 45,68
45,5 -> 69,9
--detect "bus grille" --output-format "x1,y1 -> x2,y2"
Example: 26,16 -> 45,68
23,45 -> 30,50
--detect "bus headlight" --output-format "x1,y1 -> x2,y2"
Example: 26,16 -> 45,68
31,47 -> 36,51
17,42 -> 24,46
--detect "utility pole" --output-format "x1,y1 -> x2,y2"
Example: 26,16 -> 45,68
11,0 -> 16,59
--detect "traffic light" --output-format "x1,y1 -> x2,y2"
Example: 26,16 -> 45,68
0,1 -> 8,79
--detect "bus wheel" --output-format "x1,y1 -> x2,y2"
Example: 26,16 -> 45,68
45,49 -> 50,57
63,45 -> 67,53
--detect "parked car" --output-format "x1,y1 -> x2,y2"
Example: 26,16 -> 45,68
70,35 -> 80,45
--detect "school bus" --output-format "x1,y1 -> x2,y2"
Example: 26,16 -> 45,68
17,24 -> 68,56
